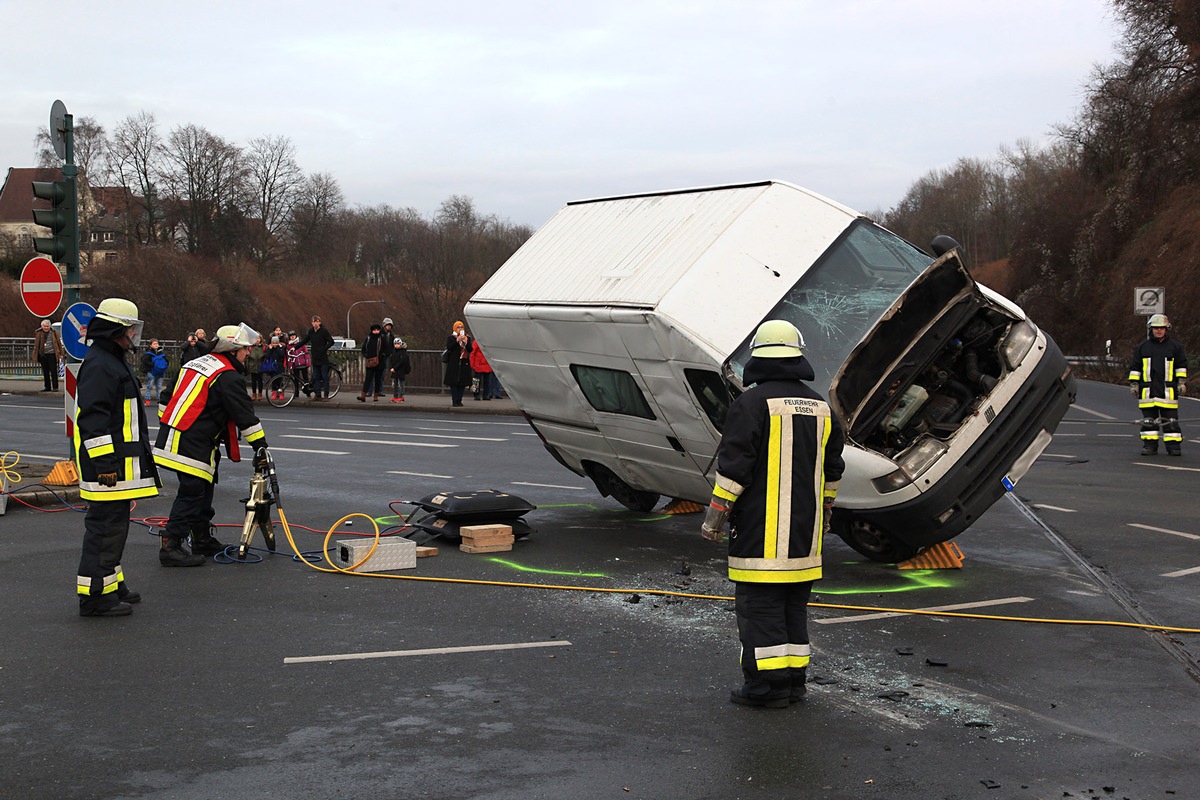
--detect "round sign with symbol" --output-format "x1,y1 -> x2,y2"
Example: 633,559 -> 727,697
20,257 -> 64,318
61,301 -> 96,361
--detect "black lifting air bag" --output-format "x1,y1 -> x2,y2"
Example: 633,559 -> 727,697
404,489 -> 537,543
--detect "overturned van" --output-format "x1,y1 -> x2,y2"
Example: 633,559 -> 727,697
465,180 -> 1076,561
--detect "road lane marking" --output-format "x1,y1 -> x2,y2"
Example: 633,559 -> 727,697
295,426 -> 504,442
512,481 -> 588,490
284,639 -> 573,664
269,446 -> 350,455
1162,565 -> 1200,578
1032,504 -> 1076,513
1039,453 -> 1077,459
281,434 -> 453,448
814,596 -> 1035,625
1099,434 -> 1131,438
1052,433 -> 1084,437
389,470 -> 453,479
1069,404 -> 1118,420
1134,462 -> 1200,473
1127,523 -> 1200,541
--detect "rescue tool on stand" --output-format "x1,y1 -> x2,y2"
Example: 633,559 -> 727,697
238,447 -> 279,559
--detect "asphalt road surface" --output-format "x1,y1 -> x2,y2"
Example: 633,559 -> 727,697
0,380 -> 1197,799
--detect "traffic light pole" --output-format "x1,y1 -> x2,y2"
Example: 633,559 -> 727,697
60,115 -> 80,308
32,103 -> 80,307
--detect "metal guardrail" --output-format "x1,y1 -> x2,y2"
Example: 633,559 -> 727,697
0,338 -> 457,393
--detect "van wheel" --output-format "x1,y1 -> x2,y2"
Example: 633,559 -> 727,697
832,511 -> 919,563
588,464 -> 661,512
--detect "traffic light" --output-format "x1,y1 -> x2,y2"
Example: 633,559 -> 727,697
31,177 -> 78,267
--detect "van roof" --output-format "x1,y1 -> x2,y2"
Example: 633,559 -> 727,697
471,180 -> 858,308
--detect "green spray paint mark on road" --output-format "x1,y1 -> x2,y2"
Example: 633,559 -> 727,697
488,558 -> 610,579
818,566 -> 958,595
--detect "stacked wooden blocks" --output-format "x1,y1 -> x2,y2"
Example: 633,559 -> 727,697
459,524 -> 514,553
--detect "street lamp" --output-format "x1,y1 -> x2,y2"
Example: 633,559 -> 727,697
346,299 -> 385,338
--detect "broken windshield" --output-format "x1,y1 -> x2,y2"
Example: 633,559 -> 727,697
727,220 -> 933,391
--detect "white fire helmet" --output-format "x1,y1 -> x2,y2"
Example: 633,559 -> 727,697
94,298 -> 144,346
212,323 -> 260,353
1147,314 -> 1171,331
750,319 -> 805,358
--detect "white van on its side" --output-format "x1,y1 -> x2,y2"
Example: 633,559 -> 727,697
464,181 -> 1076,562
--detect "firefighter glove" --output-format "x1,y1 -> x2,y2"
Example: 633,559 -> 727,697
701,500 -> 731,542
253,448 -> 269,470
1179,381 -> 1187,396
97,472 -> 118,487
1130,383 -> 1140,398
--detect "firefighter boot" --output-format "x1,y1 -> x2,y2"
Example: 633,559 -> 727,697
730,678 -> 790,708
79,599 -> 133,617
1166,442 -> 1182,456
789,667 -> 808,704
1141,441 -> 1158,456
159,536 -> 206,567
189,523 -> 227,556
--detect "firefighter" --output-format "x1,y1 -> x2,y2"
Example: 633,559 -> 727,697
1128,313 -> 1188,456
701,320 -> 845,707
75,298 -> 160,617
153,323 -> 269,565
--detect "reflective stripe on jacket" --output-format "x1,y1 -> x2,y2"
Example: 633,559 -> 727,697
1128,337 -> 1188,410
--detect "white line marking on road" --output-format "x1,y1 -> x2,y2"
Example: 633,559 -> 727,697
512,481 -> 588,490
269,447 -> 351,455
389,470 -> 453,479
296,427 -> 504,442
1127,523 -> 1200,541
0,403 -> 62,411
281,434 -> 453,448
1070,404 -> 1118,420
284,639 -> 573,664
1099,434 -> 1131,438
4,453 -> 62,461
815,596 -> 1036,625
1031,504 -> 1077,513
1039,453 -> 1078,459
1052,433 -> 1085,437
1134,462 -> 1200,473
1161,565 -> 1200,578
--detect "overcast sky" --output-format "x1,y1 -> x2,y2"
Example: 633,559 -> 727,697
2,1 -> 1120,228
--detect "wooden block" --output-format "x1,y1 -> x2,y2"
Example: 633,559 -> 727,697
459,542 -> 514,554
460,523 -> 512,539
461,533 -> 515,545
416,546 -> 438,558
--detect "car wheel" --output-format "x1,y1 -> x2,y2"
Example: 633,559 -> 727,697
831,510 -> 919,563
588,464 -> 660,512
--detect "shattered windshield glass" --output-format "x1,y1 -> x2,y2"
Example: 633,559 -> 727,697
728,220 -> 934,391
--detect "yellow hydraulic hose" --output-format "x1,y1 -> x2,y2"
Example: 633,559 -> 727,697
275,508 -> 1200,636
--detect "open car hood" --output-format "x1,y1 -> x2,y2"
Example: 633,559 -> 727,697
828,250 -> 978,437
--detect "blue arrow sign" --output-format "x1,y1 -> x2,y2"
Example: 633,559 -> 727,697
61,301 -> 96,360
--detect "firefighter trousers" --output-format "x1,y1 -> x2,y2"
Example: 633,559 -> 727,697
77,499 -> 132,610
734,581 -> 813,690
163,471 -> 216,542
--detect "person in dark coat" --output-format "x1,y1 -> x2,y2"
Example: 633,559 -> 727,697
387,337 -> 412,402
295,315 -> 336,400
74,298 -> 160,617
376,317 -> 396,397
34,318 -> 65,392
701,320 -> 845,708
358,323 -> 385,401
442,320 -> 474,407
1128,313 -> 1188,455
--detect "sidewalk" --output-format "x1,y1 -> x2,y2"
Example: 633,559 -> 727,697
0,378 -> 523,416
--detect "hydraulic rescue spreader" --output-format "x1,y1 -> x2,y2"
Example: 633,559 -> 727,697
238,447 -> 279,559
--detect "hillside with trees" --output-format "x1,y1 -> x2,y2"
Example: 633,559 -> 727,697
3,0 -> 1197,364
885,0 -> 1200,365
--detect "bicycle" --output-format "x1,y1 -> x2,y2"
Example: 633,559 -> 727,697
265,366 -> 344,408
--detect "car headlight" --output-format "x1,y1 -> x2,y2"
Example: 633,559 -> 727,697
1002,319 -> 1038,370
871,437 -> 949,493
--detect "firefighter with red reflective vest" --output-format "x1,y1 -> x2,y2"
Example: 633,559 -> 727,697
153,324 -> 269,565
75,298 -> 160,617
701,320 -> 845,707
1128,313 -> 1188,456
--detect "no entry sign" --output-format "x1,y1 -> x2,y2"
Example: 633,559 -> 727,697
20,257 -> 64,318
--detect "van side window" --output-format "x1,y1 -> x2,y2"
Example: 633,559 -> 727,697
570,365 -> 656,419
685,369 -> 733,433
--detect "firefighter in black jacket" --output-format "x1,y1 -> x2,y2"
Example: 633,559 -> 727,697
154,324 -> 269,565
75,298 -> 160,617
701,320 -> 845,707
1128,313 -> 1188,456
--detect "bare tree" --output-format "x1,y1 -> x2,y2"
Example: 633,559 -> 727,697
289,171 -> 347,273
109,111 -> 166,247
245,135 -> 303,271
161,124 -> 247,258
